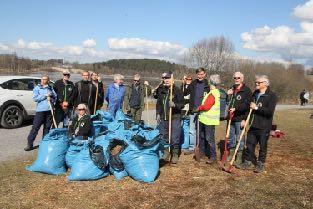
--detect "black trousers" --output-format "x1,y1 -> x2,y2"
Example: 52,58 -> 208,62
27,111 -> 52,146
245,127 -> 270,163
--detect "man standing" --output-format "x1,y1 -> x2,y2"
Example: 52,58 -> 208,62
226,71 -> 252,166
238,75 -> 277,173
91,72 -> 105,114
53,69 -> 75,127
155,72 -> 184,164
123,74 -> 151,122
196,75 -> 221,164
74,71 -> 96,113
25,75 -> 57,151
105,74 -> 125,117
300,89 -> 306,106
185,68 -> 209,153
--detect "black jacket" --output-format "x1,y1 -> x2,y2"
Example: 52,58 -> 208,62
69,114 -> 92,139
228,84 -> 252,122
53,79 -> 75,107
93,81 -> 105,109
185,79 -> 210,111
250,87 -> 277,130
74,80 -> 97,112
154,85 -> 184,120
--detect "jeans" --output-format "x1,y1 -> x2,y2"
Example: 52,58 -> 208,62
228,121 -> 245,151
181,118 -> 190,150
199,122 -> 216,160
188,114 -> 196,150
27,111 -> 52,147
245,127 -> 270,163
159,118 -> 182,149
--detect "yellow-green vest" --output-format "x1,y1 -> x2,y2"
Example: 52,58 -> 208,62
199,88 -> 220,125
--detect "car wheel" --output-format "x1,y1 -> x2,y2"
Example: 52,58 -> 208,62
1,105 -> 23,128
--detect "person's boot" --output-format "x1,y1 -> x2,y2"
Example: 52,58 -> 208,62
236,160 -> 254,170
171,148 -> 179,164
227,149 -> 235,161
254,161 -> 265,173
160,149 -> 170,161
234,151 -> 243,167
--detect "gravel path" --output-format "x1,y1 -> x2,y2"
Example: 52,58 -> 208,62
0,105 -> 311,162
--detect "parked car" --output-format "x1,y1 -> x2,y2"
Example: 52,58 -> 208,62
0,76 -> 44,128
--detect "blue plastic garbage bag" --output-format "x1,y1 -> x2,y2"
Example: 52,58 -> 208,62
120,136 -> 160,183
26,128 -> 69,175
92,121 -> 108,136
67,142 -> 109,181
92,110 -> 114,123
115,110 -> 129,121
107,138 -> 129,180
181,118 -> 190,150
65,137 -> 87,169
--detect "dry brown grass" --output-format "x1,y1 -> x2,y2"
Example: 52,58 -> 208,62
0,109 -> 312,209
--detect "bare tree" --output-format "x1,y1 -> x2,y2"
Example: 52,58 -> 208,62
185,35 -> 235,72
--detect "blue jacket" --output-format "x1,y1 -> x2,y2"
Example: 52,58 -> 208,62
105,83 -> 125,116
33,85 -> 57,112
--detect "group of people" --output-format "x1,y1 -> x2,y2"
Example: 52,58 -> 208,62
153,68 -> 277,173
24,70 -> 151,151
25,67 -> 277,173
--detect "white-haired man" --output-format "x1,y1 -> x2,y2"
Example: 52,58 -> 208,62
105,74 -> 125,116
226,71 -> 252,166
123,74 -> 151,122
195,74 -> 221,164
237,75 -> 277,173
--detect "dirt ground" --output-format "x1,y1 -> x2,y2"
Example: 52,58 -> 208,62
0,109 -> 312,209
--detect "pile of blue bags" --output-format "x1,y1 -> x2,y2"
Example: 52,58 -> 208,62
26,110 -> 162,183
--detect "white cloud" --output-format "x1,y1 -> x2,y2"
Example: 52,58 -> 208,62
0,38 -> 186,63
82,38 -> 96,48
108,38 -> 187,60
242,0 -> 313,65
293,0 -> 313,21
28,41 -> 52,49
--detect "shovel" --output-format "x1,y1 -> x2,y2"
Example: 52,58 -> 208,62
48,100 -> 57,128
219,114 -> 233,167
194,115 -> 201,162
223,108 -> 253,173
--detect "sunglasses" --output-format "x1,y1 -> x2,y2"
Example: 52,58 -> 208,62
78,109 -> 86,111
255,81 -> 265,85
133,80 -> 140,82
63,74 -> 70,76
233,77 -> 241,80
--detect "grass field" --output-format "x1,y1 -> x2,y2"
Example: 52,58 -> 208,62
0,109 -> 312,209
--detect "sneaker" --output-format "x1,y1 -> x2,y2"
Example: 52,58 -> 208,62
24,145 -> 34,151
254,161 -> 265,173
236,160 -> 254,170
205,159 -> 217,165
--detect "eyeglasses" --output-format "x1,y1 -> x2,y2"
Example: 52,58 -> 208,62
233,77 -> 241,80
185,78 -> 192,80
255,81 -> 265,85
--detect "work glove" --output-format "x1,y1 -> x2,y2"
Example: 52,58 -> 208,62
156,114 -> 161,124
169,101 -> 175,108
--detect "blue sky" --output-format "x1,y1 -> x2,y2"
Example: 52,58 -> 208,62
1,0 -> 312,65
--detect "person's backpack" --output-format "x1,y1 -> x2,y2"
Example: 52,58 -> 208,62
219,89 -> 228,121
